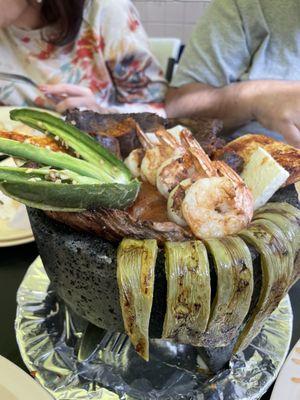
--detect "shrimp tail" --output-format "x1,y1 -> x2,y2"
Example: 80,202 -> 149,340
213,161 -> 245,184
136,123 -> 154,149
156,128 -> 180,148
214,160 -> 254,218
180,129 -> 217,177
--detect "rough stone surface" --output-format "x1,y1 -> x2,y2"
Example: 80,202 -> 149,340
29,209 -> 166,337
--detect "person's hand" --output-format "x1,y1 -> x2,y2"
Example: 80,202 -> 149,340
39,83 -> 111,114
248,81 -> 300,148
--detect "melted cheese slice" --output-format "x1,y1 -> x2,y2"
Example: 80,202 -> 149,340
241,147 -> 290,210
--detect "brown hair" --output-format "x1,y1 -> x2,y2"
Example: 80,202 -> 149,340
40,0 -> 86,46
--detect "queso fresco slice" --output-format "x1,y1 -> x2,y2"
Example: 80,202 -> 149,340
241,147 -> 290,210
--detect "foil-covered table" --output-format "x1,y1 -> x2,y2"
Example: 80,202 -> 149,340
16,257 -> 293,400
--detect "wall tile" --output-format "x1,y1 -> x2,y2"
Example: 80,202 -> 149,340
145,22 -> 166,37
145,2 -> 166,22
164,23 -> 185,39
165,3 -> 185,23
133,0 -> 211,42
183,2 -> 207,23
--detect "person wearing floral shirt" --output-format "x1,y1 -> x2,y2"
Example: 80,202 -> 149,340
0,0 -> 167,114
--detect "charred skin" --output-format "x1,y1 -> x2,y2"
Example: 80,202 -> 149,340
47,182 -> 193,245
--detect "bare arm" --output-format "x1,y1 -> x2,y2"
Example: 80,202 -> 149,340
166,80 -> 300,148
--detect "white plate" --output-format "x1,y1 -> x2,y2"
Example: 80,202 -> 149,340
0,106 -> 42,135
0,356 -> 53,400
0,157 -> 34,245
0,236 -> 35,248
0,107 -> 59,246
0,106 -> 59,134
271,339 -> 300,400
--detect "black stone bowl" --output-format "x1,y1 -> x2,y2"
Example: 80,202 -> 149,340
28,185 -> 299,342
28,209 -> 167,338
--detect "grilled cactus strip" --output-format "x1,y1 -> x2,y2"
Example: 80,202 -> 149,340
0,138 -> 107,181
199,237 -> 253,348
162,241 -> 210,346
235,219 -> 294,353
117,239 -> 158,361
0,178 -> 140,211
10,108 -> 131,183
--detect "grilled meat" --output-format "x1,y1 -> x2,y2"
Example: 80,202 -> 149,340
214,134 -> 300,186
65,111 -> 165,159
216,151 -> 244,173
167,117 -> 224,156
91,134 -> 121,158
47,183 -> 192,244
65,110 -> 223,158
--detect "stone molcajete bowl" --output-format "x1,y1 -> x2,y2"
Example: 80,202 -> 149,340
28,184 -> 299,373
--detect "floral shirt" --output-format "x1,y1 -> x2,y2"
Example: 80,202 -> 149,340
0,0 -> 167,114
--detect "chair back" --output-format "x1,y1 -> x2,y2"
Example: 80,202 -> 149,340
149,37 -> 182,82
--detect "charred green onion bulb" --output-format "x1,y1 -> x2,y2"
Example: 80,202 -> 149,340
117,202 -> 299,360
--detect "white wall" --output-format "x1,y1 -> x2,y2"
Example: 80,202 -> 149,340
133,0 -> 211,43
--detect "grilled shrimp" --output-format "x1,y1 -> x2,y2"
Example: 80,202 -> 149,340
126,125 -> 253,238
156,129 -> 217,197
182,161 -> 254,238
124,148 -> 145,178
130,125 -> 185,186
156,153 -> 197,198
167,179 -> 192,227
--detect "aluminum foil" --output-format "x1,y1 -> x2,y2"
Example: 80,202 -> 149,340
16,257 -> 293,400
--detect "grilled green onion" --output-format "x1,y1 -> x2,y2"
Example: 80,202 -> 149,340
117,239 -> 158,361
235,219 -> 294,353
200,237 -> 253,348
0,166 -> 99,185
162,241 -> 210,346
254,202 -> 300,284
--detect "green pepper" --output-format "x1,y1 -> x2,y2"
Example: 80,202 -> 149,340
10,108 -> 132,184
0,108 -> 140,211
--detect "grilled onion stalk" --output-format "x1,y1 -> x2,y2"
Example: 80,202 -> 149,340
200,237 -> 253,348
254,202 -> 300,283
162,241 -> 210,346
235,219 -> 294,353
117,239 -> 158,361
0,109 -> 140,210
254,203 -> 300,253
